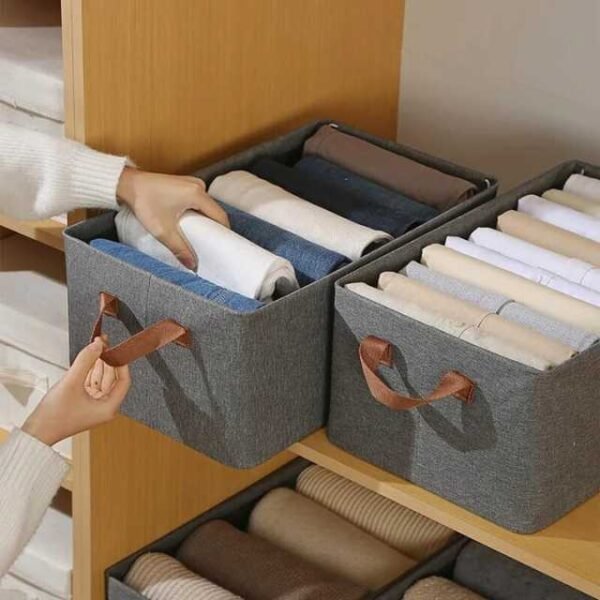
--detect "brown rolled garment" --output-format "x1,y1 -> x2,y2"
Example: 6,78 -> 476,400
404,576 -> 487,600
248,488 -> 416,590
303,125 -> 477,210
176,520 -> 367,600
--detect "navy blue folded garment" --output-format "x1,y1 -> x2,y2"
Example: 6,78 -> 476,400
218,202 -> 349,287
90,239 -> 263,313
250,156 -> 439,237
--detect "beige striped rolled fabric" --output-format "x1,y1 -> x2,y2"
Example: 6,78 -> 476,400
296,466 -> 454,561
404,577 -> 486,600
124,552 -> 241,600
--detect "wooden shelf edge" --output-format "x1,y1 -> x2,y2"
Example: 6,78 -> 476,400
0,213 -> 64,252
292,430 -> 600,599
0,427 -> 73,492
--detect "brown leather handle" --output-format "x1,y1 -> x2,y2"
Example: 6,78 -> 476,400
359,335 -> 475,410
90,292 -> 192,367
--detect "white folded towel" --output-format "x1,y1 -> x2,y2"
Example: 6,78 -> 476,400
542,189 -> 600,218
446,236 -> 600,307
470,227 -> 600,293
518,195 -> 600,243
115,208 -> 298,301
564,173 -> 600,203
208,171 -> 392,261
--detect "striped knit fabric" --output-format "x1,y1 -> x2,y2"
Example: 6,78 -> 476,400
404,576 -> 486,600
124,553 -> 241,600
296,466 -> 455,560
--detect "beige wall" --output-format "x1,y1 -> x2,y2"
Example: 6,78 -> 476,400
398,0 -> 600,189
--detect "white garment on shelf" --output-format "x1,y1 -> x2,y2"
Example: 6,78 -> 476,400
564,173 -> 600,203
518,194 -> 600,243
1,573 -> 65,600
469,227 -> 600,293
116,208 -> 299,301
0,28 -> 63,121
446,236 -> 600,307
208,171 -> 391,261
0,103 -> 63,138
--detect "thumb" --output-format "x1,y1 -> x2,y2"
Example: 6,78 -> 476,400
161,227 -> 197,271
69,337 -> 105,381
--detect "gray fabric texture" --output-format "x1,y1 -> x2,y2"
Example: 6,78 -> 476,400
329,160 -> 600,533
65,120 -> 496,468
453,542 -> 593,600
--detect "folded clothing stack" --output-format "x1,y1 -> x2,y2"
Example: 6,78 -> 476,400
90,124 -> 476,311
124,465 -> 456,599
346,173 -> 600,371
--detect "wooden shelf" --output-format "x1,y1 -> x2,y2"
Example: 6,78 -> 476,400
292,430 -> 600,599
0,427 -> 73,491
0,213 -> 64,252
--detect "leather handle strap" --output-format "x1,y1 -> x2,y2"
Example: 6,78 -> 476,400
359,335 -> 475,411
90,292 -> 192,367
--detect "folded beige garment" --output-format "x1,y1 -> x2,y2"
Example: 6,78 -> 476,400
421,244 -> 600,334
378,272 -> 575,365
347,282 -> 552,370
249,487 -> 415,590
404,576 -> 486,600
497,210 -> 600,267
296,465 -> 454,560
543,189 -> 600,217
124,552 -> 241,600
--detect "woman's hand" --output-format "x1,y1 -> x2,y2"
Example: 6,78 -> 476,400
116,167 -> 230,270
22,338 -> 131,447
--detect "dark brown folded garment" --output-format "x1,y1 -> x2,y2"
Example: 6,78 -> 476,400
303,125 -> 477,210
176,520 -> 367,600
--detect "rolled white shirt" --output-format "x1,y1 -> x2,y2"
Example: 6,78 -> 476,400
563,173 -> 600,203
115,208 -> 298,301
208,171 -> 392,261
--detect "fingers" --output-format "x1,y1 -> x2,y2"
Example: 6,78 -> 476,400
192,193 -> 230,229
103,365 -> 131,413
161,227 -> 198,271
69,337 -> 105,382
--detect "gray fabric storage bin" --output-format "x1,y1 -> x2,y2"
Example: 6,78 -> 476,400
64,120 -> 497,468
328,160 -> 600,533
105,457 -> 467,600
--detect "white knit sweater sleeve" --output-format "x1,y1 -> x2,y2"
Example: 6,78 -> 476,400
0,122 -> 128,220
0,429 -> 69,577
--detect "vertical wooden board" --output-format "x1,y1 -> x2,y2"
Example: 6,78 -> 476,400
79,0 -> 404,171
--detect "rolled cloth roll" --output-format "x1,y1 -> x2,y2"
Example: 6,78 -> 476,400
421,244 -> 600,334
453,542 -> 592,600
517,195 -> 600,242
543,189 -> 600,217
303,125 -> 477,210
176,520 -> 367,600
403,577 -> 487,600
124,552 -> 242,600
564,173 -> 600,203
115,208 -> 298,301
250,156 -> 438,236
248,488 -> 416,590
378,272 -> 575,366
296,465 -> 454,560
497,211 -> 600,266
208,171 -> 391,261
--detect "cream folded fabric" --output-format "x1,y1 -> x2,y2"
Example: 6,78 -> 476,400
470,227 -> 600,293
497,210 -> 600,267
249,487 -> 415,590
124,553 -> 241,600
422,244 -> 600,334
346,282 -> 552,370
445,236 -> 600,306
115,208 -> 298,301
378,272 -> 575,366
518,195 -> 600,242
296,465 -> 454,560
403,577 -> 486,600
208,171 -> 391,260
564,173 -> 600,202
543,189 -> 600,217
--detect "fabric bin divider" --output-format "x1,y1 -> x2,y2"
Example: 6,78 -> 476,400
106,457 -> 467,600
64,120 -> 497,468
328,159 -> 600,533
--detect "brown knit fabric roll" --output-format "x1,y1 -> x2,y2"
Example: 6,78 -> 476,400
404,577 -> 487,600
176,520 -> 367,600
303,125 -> 477,210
